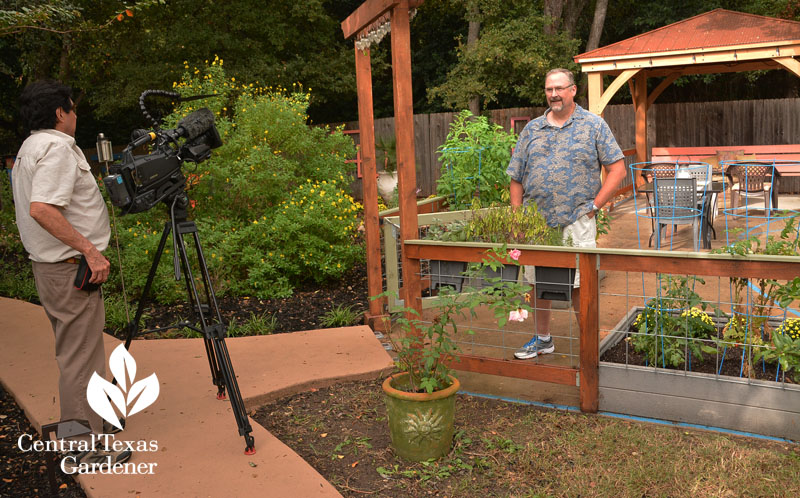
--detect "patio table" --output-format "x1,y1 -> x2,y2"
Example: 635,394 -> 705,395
638,181 -> 723,250
773,164 -> 800,209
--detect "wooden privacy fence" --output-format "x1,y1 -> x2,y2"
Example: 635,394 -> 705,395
333,98 -> 800,198
402,239 -> 800,414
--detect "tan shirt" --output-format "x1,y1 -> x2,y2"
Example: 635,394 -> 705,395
12,129 -> 110,262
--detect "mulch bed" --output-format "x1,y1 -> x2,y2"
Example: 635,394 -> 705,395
112,261 -> 372,338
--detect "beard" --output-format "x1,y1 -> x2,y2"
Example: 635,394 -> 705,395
549,98 -> 564,112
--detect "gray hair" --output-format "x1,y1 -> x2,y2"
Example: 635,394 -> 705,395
545,68 -> 575,86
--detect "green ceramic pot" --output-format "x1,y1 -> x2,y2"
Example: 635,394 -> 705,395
382,372 -> 460,461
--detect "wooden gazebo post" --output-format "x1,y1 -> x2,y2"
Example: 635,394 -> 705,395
343,0 -> 424,327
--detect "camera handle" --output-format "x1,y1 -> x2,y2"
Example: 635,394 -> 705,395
122,194 -> 256,455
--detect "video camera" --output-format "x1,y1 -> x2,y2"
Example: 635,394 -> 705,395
103,91 -> 222,214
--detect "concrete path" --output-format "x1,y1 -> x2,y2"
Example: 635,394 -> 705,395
0,297 -> 394,497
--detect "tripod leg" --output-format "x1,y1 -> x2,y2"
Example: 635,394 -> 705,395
173,221 -> 225,397
174,220 -> 256,454
124,222 -> 173,350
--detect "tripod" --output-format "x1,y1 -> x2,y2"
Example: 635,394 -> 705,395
123,192 -> 255,455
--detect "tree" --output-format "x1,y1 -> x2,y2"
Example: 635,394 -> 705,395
428,1 -> 580,111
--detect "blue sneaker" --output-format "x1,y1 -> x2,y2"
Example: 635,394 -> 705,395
514,336 -> 554,359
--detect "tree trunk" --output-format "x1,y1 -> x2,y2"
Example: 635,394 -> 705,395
562,0 -> 587,38
585,0 -> 609,52
467,18 -> 480,114
543,0 -> 565,35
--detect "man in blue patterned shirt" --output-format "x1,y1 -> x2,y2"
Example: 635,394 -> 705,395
507,68 -> 627,360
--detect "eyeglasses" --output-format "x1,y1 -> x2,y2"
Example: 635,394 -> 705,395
544,85 -> 574,95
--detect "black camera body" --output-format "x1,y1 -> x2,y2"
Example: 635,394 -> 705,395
103,105 -> 222,214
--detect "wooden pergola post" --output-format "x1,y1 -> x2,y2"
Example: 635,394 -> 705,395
354,46 -> 386,327
343,0 -> 424,326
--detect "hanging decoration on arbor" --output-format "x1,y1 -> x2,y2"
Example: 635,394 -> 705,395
353,9 -> 417,51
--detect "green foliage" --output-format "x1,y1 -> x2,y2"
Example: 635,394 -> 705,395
226,311 -> 277,337
436,111 -> 517,210
426,205 -> 563,246
375,136 -> 397,173
713,215 -> 800,350
630,275 -> 718,368
104,61 -> 363,300
754,318 -> 800,376
319,304 -> 362,328
427,7 -> 580,111
376,246 -> 532,394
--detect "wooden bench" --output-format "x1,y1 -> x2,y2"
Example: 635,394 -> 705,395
650,146 -> 800,202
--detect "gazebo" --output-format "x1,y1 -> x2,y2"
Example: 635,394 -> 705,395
575,9 -> 800,169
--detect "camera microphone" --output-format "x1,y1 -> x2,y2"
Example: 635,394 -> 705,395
130,129 -> 157,148
174,108 -> 215,141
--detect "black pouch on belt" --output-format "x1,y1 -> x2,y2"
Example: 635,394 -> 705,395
74,255 -> 101,291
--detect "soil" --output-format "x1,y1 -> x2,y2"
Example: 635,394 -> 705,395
110,261 -> 372,338
1,385 -> 85,497
600,332 -> 796,383
254,377 -> 554,497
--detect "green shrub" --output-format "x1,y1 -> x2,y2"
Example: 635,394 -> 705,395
319,304 -> 362,328
436,110 -> 517,210
102,58 -> 363,301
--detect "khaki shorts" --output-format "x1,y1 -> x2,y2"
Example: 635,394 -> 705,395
523,213 -> 596,288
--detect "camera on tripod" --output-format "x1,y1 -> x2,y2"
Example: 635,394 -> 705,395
102,101 -> 222,215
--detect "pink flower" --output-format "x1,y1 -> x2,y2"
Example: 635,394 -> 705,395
508,249 -> 521,261
509,308 -> 528,322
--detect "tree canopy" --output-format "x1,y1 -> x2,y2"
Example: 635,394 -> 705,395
1,0 -> 798,153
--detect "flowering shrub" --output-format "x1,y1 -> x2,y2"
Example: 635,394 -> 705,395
106,58 -> 361,301
630,276 -> 718,368
755,318 -> 800,377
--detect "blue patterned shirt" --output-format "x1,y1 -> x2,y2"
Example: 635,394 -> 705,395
506,105 -> 623,226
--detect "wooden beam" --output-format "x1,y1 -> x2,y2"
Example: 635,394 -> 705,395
390,2 -> 422,316
595,69 -> 639,115
354,46 -> 386,328
774,56 -> 800,78
341,0 -> 398,39
448,354 -> 578,386
599,254 -> 800,281
405,243 -> 578,268
579,44 -> 800,73
578,253 -> 599,412
587,72 -> 603,116
646,72 -> 680,108
633,71 -> 647,165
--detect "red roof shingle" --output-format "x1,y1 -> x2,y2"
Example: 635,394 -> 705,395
575,9 -> 800,61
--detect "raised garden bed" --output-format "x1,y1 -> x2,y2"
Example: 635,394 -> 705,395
599,307 -> 800,440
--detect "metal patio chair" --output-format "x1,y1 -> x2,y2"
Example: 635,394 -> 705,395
653,177 -> 701,251
728,162 -> 773,211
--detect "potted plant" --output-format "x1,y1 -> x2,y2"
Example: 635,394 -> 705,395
376,247 -> 531,461
375,136 -> 398,202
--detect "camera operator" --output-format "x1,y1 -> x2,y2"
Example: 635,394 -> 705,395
12,80 -> 131,469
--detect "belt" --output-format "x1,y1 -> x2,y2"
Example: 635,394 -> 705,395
62,257 -> 81,264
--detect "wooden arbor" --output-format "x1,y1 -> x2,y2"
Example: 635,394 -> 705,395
342,1 -> 425,327
574,9 -> 800,170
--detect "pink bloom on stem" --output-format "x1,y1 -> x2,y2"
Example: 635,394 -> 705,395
508,249 -> 521,261
509,308 -> 528,322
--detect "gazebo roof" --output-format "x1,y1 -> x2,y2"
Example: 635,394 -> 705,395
575,9 -> 800,73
